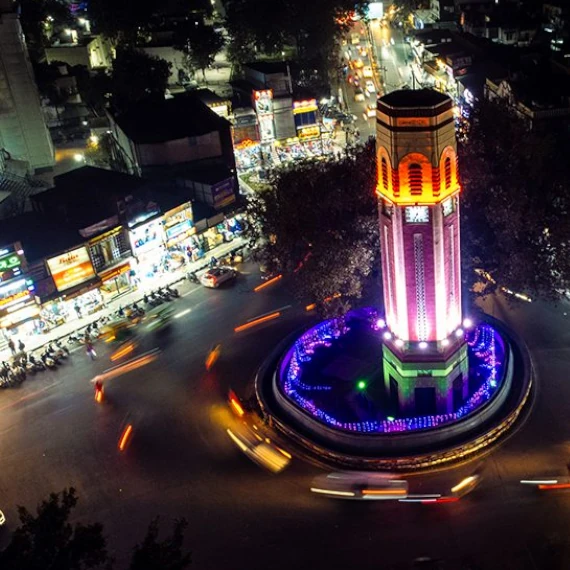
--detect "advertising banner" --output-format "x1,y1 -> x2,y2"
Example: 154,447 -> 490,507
47,247 -> 96,292
0,246 -> 24,284
129,219 -> 165,256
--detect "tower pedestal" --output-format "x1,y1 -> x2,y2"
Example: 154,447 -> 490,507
382,340 -> 469,416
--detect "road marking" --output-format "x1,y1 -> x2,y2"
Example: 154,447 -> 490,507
182,286 -> 201,298
174,308 -> 192,319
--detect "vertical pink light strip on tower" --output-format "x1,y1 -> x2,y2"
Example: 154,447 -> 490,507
432,206 -> 447,340
393,209 -> 409,339
413,233 -> 428,341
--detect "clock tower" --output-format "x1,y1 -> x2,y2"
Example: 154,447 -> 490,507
376,90 -> 468,416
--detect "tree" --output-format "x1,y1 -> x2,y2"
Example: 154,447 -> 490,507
459,100 -> 570,302
73,66 -> 113,116
87,0 -> 159,43
128,517 -> 191,570
110,46 -> 171,112
18,0 -> 73,61
174,23 -> 225,81
246,141 -> 379,316
0,488 -> 111,570
0,490 -> 193,570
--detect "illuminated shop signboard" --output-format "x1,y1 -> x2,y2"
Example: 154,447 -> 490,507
0,245 -> 25,284
254,90 -> 275,142
47,247 -> 96,292
0,277 -> 36,319
129,219 -> 165,255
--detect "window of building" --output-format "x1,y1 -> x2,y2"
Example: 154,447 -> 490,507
408,163 -> 423,195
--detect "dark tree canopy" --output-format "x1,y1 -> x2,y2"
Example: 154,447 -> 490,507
173,22 -> 225,79
110,47 -> 171,112
247,142 -> 379,316
87,0 -> 159,42
0,488 -> 110,570
459,101 -> 570,301
223,0 -> 366,88
0,490 -> 192,570
128,517 -> 191,570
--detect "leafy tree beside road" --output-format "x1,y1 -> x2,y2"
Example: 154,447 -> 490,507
110,47 -> 171,112
174,22 -> 225,81
459,101 -> 570,301
247,142 -> 379,316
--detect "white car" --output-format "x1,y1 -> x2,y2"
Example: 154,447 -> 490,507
200,266 -> 237,288
354,88 -> 366,102
365,80 -> 376,93
362,66 -> 373,78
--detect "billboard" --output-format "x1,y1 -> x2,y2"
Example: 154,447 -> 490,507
47,247 -> 96,292
0,245 -> 25,284
367,2 -> 383,20
254,90 -> 276,142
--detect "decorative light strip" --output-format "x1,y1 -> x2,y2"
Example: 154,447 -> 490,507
279,310 -> 505,434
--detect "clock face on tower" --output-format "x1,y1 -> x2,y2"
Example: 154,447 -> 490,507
405,206 -> 429,223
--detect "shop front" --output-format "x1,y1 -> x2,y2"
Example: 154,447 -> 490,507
129,218 -> 167,284
98,261 -> 133,299
0,277 -> 40,336
163,203 -> 197,269
197,213 -> 247,253
43,246 -> 102,326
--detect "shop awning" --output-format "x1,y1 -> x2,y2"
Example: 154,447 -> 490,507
59,278 -> 102,300
98,260 -> 133,282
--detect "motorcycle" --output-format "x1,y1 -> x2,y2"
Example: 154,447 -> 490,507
40,351 -> 57,369
29,354 -> 46,371
165,285 -> 180,298
187,271 -> 199,284
47,343 -> 66,361
55,339 -> 70,356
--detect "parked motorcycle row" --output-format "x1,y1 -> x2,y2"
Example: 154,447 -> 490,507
0,284 -> 181,389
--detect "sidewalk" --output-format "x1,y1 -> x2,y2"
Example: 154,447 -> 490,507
0,238 -> 246,362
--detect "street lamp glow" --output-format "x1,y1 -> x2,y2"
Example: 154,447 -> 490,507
383,331 -> 392,340
418,341 -> 428,350
73,153 -> 84,162
356,380 -> 367,391
395,338 -> 404,348
462,318 -> 473,329
441,338 -> 450,347
455,328 -> 464,338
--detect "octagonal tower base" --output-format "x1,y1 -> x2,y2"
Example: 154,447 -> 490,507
382,339 -> 469,416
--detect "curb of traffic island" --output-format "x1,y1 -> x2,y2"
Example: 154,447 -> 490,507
254,314 -> 534,473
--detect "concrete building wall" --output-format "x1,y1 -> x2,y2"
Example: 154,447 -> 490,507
0,12 -> 54,172
136,132 -> 223,167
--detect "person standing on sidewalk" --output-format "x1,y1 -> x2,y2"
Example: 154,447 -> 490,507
17,340 -> 25,353
74,302 -> 82,319
7,339 -> 15,354
86,339 -> 96,360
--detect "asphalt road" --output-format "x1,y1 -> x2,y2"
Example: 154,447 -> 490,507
2,263 -> 570,569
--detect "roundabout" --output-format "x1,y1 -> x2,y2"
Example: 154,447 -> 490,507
255,308 -> 532,471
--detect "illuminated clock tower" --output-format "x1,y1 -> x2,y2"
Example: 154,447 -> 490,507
376,90 -> 468,416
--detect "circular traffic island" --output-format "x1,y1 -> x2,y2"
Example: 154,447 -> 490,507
256,307 -> 532,471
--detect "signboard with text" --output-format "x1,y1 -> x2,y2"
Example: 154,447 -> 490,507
0,245 -> 24,284
47,247 -> 96,292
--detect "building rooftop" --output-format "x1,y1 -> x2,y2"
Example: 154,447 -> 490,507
379,89 -> 451,109
111,93 -> 230,144
244,61 -> 289,75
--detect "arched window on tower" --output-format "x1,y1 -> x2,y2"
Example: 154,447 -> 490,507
444,157 -> 452,189
381,157 -> 389,190
408,163 -> 422,195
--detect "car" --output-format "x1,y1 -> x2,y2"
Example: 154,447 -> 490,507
0,509 -> 5,526
354,88 -> 365,102
365,80 -> 376,93
200,266 -> 237,288
362,65 -> 373,78
353,58 -> 364,69
365,104 -> 377,118
311,471 -> 408,500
